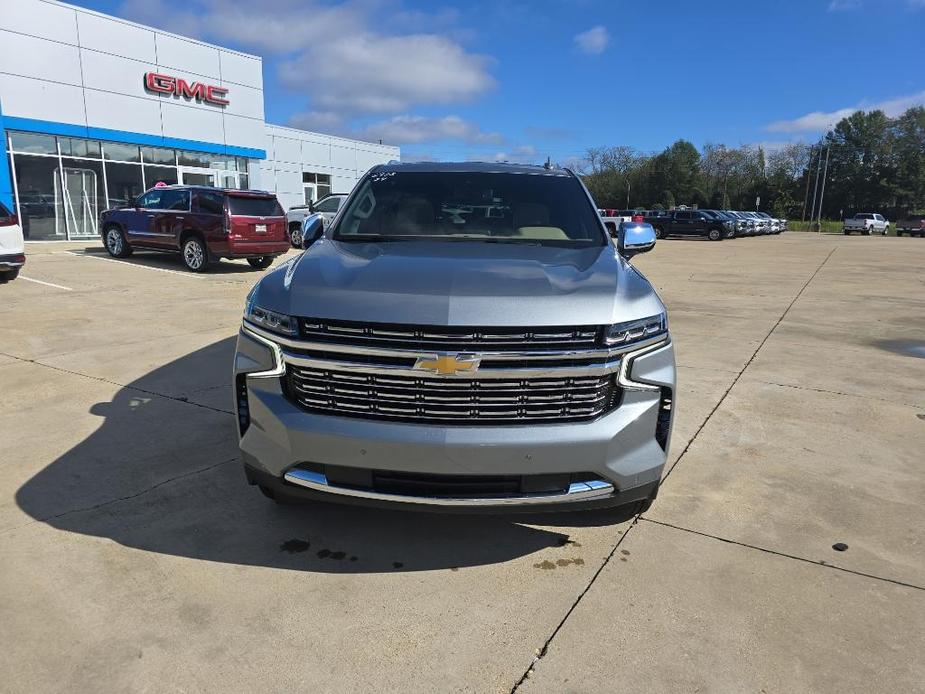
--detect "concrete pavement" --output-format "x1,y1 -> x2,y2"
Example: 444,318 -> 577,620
1,235 -> 923,693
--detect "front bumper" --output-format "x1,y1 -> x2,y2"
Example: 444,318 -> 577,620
234,327 -> 676,511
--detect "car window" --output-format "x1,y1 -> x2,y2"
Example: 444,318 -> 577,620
676,211 -> 691,220
228,196 -> 284,217
336,171 -> 606,246
160,189 -> 190,211
874,214 -> 884,221
0,202 -> 11,218
197,191 -> 225,215
137,190 -> 164,209
858,213 -> 872,219
314,196 -> 342,213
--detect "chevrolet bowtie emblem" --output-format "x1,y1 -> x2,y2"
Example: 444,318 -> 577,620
413,353 -> 481,376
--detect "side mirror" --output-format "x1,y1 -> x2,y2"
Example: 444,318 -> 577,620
618,222 -> 656,258
301,214 -> 325,249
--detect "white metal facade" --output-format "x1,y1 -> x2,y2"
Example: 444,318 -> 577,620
260,125 -> 399,212
0,0 -> 398,222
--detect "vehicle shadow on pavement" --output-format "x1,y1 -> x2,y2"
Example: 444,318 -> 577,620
75,246 -> 271,275
15,337 -> 632,573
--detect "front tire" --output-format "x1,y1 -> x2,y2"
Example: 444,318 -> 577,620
247,256 -> 273,270
104,226 -> 132,258
288,223 -> 302,248
654,226 -> 665,239
707,228 -> 722,241
181,236 -> 210,273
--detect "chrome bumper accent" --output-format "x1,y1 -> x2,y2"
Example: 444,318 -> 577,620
283,468 -> 615,507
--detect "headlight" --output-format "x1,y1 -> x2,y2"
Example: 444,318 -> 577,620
605,313 -> 667,346
244,299 -> 297,336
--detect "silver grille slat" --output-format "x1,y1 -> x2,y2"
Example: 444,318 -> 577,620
299,318 -> 601,351
288,367 -> 618,424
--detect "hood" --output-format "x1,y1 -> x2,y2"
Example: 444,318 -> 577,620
252,239 -> 664,327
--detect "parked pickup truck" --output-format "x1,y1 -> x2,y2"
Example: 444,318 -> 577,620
286,193 -> 347,247
646,209 -> 732,241
234,161 -> 675,514
895,214 -> 924,238
843,213 -> 889,235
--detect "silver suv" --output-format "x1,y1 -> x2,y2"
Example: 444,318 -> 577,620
234,162 -> 675,513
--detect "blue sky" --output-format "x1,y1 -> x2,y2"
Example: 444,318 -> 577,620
74,0 -> 925,163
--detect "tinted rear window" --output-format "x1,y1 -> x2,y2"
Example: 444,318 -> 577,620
228,196 -> 283,217
0,202 -> 10,217
335,171 -> 606,246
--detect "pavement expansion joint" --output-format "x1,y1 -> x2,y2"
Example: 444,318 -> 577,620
639,517 -> 925,593
661,246 -> 838,485
0,351 -> 234,417
509,516 -> 642,693
0,458 -> 239,538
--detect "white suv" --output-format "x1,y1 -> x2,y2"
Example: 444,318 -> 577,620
286,194 -> 347,247
0,202 -> 25,284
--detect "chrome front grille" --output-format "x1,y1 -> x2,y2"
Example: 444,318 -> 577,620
299,318 -> 600,352
287,365 -> 620,424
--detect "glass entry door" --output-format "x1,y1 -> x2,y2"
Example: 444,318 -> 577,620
56,167 -> 100,238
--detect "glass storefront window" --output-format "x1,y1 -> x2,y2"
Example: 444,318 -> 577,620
141,146 -> 176,165
10,132 -> 57,155
177,150 -> 214,168
103,142 -> 141,162
144,165 -> 178,188
12,154 -> 66,240
106,162 -> 145,209
60,138 -> 101,159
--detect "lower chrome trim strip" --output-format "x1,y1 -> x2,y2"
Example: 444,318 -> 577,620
283,468 -> 615,506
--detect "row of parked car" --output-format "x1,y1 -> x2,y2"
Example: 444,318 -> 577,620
599,208 -> 786,241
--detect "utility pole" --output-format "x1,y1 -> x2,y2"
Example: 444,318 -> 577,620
801,145 -> 814,222
809,145 -> 823,227
816,145 -> 831,232
626,179 -> 631,209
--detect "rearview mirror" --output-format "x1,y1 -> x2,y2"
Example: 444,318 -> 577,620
618,222 -> 656,258
301,214 -> 325,249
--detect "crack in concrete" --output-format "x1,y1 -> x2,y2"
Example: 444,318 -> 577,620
639,517 -> 924,592
507,248 -> 841,693
0,351 -> 235,417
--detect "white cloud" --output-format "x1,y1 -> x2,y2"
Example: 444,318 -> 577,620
119,0 -> 496,122
766,90 -> 925,132
828,0 -> 862,10
574,25 -> 610,55
354,115 -> 503,146
279,34 -> 494,114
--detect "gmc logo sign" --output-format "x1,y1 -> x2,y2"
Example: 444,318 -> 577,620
144,72 -> 229,106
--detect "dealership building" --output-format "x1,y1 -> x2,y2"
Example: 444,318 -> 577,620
0,0 -> 399,241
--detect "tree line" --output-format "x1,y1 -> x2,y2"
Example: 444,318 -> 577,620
578,106 -> 925,220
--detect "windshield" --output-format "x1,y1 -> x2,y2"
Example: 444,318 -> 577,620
334,171 -> 606,246
228,196 -> 283,217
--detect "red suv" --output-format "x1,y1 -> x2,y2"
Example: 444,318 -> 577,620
100,186 -> 289,272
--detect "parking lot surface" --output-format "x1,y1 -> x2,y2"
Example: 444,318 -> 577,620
1,235 -> 923,693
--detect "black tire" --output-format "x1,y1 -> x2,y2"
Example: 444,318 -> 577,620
247,256 -> 273,270
724,229 -> 736,239
707,227 -> 722,241
104,225 -> 132,258
0,268 -> 19,284
863,228 -> 871,236
181,235 -> 210,273
288,223 -> 302,248
843,229 -> 850,235
653,226 -> 665,239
